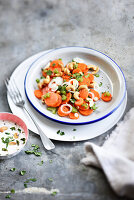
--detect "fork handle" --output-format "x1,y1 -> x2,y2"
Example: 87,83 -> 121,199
23,106 -> 55,150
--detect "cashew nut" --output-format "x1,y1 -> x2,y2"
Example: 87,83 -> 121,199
55,72 -> 63,77
0,126 -> 8,132
87,64 -> 99,74
43,75 -> 50,84
74,91 -> 80,100
64,68 -> 70,75
67,63 -> 74,71
78,85 -> 88,90
66,85 -> 75,91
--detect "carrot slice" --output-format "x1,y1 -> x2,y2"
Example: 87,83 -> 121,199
101,92 -> 112,102
50,59 -> 64,68
79,88 -> 89,99
79,76 -> 87,86
34,90 -> 43,99
44,92 -> 59,107
79,108 -> 93,116
62,93 -> 72,104
69,112 -> 79,119
75,98 -> 84,106
62,74 -> 71,81
78,63 -> 87,72
90,89 -> 100,100
88,74 -> 94,82
79,102 -> 89,110
57,106 -> 69,117
54,95 -> 62,107
72,68 -> 82,74
42,86 -> 50,95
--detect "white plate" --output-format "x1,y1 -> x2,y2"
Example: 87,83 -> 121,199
25,47 -> 126,125
7,50 -> 127,141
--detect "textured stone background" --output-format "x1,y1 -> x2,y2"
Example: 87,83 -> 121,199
0,0 -> 134,199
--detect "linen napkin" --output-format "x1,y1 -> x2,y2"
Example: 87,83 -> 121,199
81,108 -> 134,199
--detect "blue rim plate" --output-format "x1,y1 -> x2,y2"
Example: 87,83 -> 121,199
24,46 -> 126,125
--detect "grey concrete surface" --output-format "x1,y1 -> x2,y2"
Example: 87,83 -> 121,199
0,0 -> 134,199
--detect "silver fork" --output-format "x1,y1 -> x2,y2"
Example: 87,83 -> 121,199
5,78 -> 55,150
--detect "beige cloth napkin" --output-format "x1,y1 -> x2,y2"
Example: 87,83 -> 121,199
81,108 -> 134,199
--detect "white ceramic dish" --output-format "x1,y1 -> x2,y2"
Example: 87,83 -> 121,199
24,47 -> 126,125
0,113 -> 28,159
7,50 -> 127,141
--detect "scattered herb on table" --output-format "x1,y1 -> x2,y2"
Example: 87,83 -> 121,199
24,178 -> 37,183
25,144 -> 42,156
5,195 -> 11,199
51,191 -> 57,196
24,183 -> 27,188
38,160 -> 44,166
20,138 -> 26,144
20,170 -> 26,176
49,160 -> 52,163
11,189 -> 15,194
36,79 -> 40,83
10,168 -> 16,172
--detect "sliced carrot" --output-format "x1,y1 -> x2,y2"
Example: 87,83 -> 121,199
78,63 -> 87,72
88,74 -> 94,82
54,95 -> 62,107
45,92 -> 59,107
62,93 -> 72,104
79,88 -> 89,99
42,86 -> 50,95
90,89 -> 100,100
79,102 -> 89,110
62,74 -> 71,81
69,112 -> 79,119
50,59 -> 64,68
72,68 -> 82,74
101,92 -> 112,102
34,90 -> 43,99
74,98 -> 84,106
57,105 -> 69,117
79,76 -> 87,86
79,108 -> 93,116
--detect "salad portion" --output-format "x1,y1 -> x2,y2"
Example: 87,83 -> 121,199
34,58 -> 112,120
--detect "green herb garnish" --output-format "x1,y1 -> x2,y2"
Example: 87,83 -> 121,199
72,107 -> 78,113
47,107 -> 57,114
85,74 -> 90,78
10,127 -> 15,131
57,130 -> 65,136
46,70 -> 52,75
24,183 -> 27,188
94,74 -> 99,77
24,178 -> 37,183
59,58 -> 62,60
73,129 -> 76,131
52,63 -> 56,67
11,189 -> 15,194
62,95 -> 67,101
10,168 -> 16,172
81,103 -> 88,109
16,140 -> 19,146
104,91 -> 110,96
54,68 -> 59,74
70,98 -> 76,104
2,148 -> 8,151
36,79 -> 40,83
91,104 -> 98,110
51,191 -> 57,196
5,195 -> 11,198
5,132 -> 10,135
20,138 -> 26,144
20,170 -> 26,176
43,93 -> 50,99
18,128 -> 21,133
99,82 -> 102,87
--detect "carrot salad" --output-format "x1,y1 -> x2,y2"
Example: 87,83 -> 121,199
34,58 -> 112,120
